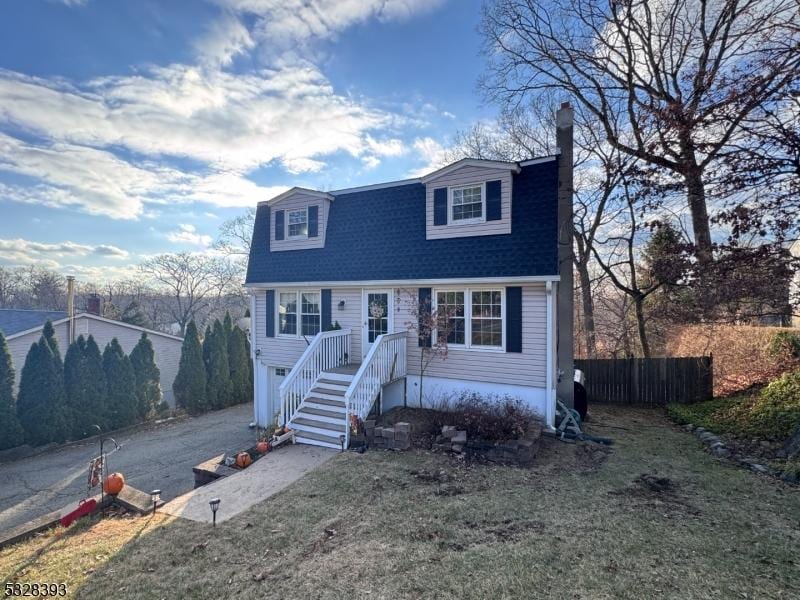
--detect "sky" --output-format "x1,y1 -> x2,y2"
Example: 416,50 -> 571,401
0,0 -> 493,281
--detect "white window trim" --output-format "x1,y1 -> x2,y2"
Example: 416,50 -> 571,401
448,182 -> 486,225
432,286 -> 505,351
276,289 -> 321,338
287,208 -> 309,240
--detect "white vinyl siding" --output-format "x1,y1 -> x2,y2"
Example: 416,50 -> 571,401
254,288 -> 362,369
426,165 -> 512,239
398,284 -> 546,388
252,283 -> 546,394
269,192 -> 328,251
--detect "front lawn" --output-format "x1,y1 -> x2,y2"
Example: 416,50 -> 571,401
3,406 -> 799,599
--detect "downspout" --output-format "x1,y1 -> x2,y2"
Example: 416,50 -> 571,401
66,276 -> 75,344
545,281 -> 556,430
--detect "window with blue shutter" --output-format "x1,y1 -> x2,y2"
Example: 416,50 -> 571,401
418,287 -> 432,347
505,287 -> 522,352
308,205 -> 319,238
433,188 -> 447,226
274,210 -> 284,241
486,180 -> 502,221
265,290 -> 275,337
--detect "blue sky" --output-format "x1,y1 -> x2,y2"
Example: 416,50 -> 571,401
0,0 -> 492,280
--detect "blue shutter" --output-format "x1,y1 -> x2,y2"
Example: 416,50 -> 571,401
433,188 -> 447,226
308,205 -> 319,238
274,210 -> 284,240
486,180 -> 502,221
505,287 -> 522,352
418,287 -> 432,347
321,289 -> 332,331
265,290 -> 275,337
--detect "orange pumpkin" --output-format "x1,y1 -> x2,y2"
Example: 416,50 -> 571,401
103,472 -> 125,495
256,441 -> 269,454
235,452 -> 252,468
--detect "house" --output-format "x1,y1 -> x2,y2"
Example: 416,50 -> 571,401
245,107 -> 575,449
0,308 -> 184,406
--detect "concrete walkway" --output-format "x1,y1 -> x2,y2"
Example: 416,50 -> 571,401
161,444 -> 336,523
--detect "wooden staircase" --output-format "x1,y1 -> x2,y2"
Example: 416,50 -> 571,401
287,366 -> 358,449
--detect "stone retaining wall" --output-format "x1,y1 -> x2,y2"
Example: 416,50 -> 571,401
433,419 -> 543,466
363,420 -> 411,451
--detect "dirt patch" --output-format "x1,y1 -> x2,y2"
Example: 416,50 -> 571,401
610,473 -> 700,516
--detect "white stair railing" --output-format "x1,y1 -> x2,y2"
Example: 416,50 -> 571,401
344,332 -> 406,446
279,328 -> 351,426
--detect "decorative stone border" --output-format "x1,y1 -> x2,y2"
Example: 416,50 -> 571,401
432,419 -> 543,466
682,424 -> 798,484
363,421 -> 412,451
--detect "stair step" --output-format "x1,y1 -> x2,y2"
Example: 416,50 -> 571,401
294,430 -> 342,449
320,371 -> 355,383
309,389 -> 346,401
317,378 -> 351,389
297,406 -> 346,420
291,418 -> 347,434
306,396 -> 346,408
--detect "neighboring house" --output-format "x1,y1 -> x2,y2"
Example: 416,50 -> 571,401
0,309 -> 184,406
245,148 -> 571,449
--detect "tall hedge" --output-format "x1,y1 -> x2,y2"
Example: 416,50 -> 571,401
63,336 -> 84,439
228,326 -> 251,405
42,320 -> 63,370
205,319 -> 232,410
173,321 -> 207,414
84,336 -> 109,433
17,338 -> 68,446
103,339 -> 138,430
0,331 -> 24,450
129,332 -> 161,420
63,335 -> 108,438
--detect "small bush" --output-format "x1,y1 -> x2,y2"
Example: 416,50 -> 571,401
768,331 -> 800,360
667,368 -> 800,440
436,392 -> 536,442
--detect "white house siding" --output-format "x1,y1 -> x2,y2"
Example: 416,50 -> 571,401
252,287 -> 363,369
425,165 -> 513,239
251,283 -> 550,423
268,193 -> 330,252
5,316 -> 182,407
395,285 -> 547,388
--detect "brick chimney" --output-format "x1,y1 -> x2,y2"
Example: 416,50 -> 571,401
556,102 -> 574,409
86,293 -> 102,316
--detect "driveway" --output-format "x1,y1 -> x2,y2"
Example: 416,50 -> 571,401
0,403 -> 255,535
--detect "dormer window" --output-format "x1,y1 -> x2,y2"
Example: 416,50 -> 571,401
451,184 -> 485,223
287,209 -> 308,239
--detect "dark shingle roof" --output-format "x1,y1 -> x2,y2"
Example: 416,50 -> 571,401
245,160 -> 558,284
0,309 -> 68,337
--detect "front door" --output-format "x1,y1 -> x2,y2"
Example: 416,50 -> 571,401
362,290 -> 393,359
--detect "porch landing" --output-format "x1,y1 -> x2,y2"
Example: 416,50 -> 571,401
326,363 -> 361,375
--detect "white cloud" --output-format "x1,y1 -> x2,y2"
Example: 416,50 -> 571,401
361,155 -> 381,170
166,224 -> 213,248
0,238 -> 129,268
407,136 -> 448,177
210,0 -> 447,57
195,11 -> 255,68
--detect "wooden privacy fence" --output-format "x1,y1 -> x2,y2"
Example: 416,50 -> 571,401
574,356 -> 713,406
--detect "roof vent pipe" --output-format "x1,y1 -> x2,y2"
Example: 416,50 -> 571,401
66,276 -> 75,344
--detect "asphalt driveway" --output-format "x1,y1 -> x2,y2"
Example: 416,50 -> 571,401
0,403 -> 255,535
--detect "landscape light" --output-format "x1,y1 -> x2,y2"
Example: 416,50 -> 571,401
150,489 -> 161,515
209,498 -> 221,527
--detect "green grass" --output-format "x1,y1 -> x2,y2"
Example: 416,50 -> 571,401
4,406 -> 800,599
666,395 -> 750,435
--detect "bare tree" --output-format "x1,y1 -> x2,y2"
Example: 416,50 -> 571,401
214,208 -> 255,258
138,253 -> 240,336
402,290 -> 455,407
482,0 -> 800,266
